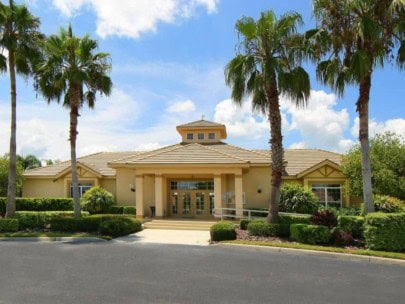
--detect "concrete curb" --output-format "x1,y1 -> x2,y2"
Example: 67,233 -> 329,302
217,243 -> 405,266
0,237 -> 106,243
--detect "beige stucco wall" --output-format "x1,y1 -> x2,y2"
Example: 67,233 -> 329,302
115,168 -> 136,206
99,178 -> 117,199
243,167 -> 271,209
22,178 -> 65,197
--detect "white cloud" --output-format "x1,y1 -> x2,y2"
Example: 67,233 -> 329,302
52,0 -> 219,38
214,98 -> 269,140
281,90 -> 352,152
351,117 -> 405,138
167,99 -> 196,113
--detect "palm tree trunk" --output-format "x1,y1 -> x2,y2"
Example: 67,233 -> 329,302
356,72 -> 374,214
6,50 -> 17,218
69,86 -> 81,218
266,84 -> 283,224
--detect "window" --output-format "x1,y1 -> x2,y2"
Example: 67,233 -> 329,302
70,183 -> 92,198
208,133 -> 215,140
186,133 -> 193,140
170,181 -> 214,190
198,133 -> 204,140
312,184 -> 342,208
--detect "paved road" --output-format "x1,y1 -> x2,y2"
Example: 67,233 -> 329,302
0,241 -> 404,304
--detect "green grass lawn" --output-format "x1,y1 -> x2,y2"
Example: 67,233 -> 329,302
224,240 -> 405,261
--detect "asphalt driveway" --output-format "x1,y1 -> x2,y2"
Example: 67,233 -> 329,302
0,241 -> 404,304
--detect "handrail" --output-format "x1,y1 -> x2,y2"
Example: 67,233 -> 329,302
213,208 -> 310,220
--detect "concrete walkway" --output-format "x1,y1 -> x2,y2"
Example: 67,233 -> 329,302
114,229 -> 211,246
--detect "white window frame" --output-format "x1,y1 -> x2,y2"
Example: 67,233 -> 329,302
70,183 -> 93,198
311,184 -> 342,208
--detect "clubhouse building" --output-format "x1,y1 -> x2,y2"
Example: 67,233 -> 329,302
22,120 -> 357,218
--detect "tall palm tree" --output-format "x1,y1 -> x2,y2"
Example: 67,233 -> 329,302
0,0 -> 43,218
34,26 -> 112,218
225,11 -> 310,223
311,0 -> 405,214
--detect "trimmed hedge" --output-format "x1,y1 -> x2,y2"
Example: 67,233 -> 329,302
0,197 -> 73,212
49,214 -> 135,233
364,212 -> 405,252
240,219 -> 251,230
278,214 -> 311,237
15,211 -> 90,230
0,218 -> 19,232
247,221 -> 279,237
210,221 -> 236,241
338,215 -> 365,239
108,206 -> 136,215
99,217 -> 142,237
290,224 -> 331,245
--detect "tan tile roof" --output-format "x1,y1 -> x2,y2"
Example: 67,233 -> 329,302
254,149 -> 342,176
111,143 -> 269,165
177,119 -> 225,128
23,152 -> 139,177
23,146 -> 342,178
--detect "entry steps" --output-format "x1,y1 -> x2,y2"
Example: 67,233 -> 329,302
143,219 -> 217,231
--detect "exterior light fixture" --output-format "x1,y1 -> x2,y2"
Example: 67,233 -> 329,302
129,184 -> 135,192
257,184 -> 262,194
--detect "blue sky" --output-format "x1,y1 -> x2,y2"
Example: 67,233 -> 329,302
0,0 -> 404,161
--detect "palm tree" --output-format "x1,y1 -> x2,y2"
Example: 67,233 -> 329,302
311,0 -> 405,214
0,0 -> 43,218
225,11 -> 310,223
34,26 -> 112,218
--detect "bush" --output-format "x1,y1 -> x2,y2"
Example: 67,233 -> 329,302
247,208 -> 268,217
0,218 -> 19,232
108,206 -> 136,215
321,206 -> 362,216
247,220 -> 279,237
278,214 -> 311,237
280,183 -> 319,214
239,219 -> 252,230
210,221 -> 236,241
50,214 -> 132,233
81,186 -> 114,214
364,212 -> 405,252
0,197 -> 73,212
331,228 -> 354,246
337,215 -> 365,239
99,217 -> 142,238
290,224 -> 331,245
311,210 -> 337,228
15,211 -> 89,229
373,195 -> 405,213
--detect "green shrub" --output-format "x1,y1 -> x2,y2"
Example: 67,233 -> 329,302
50,214 -> 132,233
0,197 -> 73,212
290,224 -> 331,245
82,186 -> 114,214
108,206 -> 136,215
99,217 -> 142,238
0,218 -> 19,232
373,195 -> 405,213
322,206 -> 362,216
278,214 -> 311,237
280,183 -> 319,214
15,211 -> 90,229
210,221 -> 236,241
240,219 -> 252,230
338,215 -> 365,239
364,212 -> 405,252
247,220 -> 279,237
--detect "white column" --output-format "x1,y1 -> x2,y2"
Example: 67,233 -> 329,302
135,175 -> 144,218
235,174 -> 243,217
155,174 -> 164,217
214,174 -> 222,217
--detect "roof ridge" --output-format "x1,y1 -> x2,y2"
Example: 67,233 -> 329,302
226,143 -> 271,158
200,143 -> 248,162
130,144 -> 183,162
109,151 -> 144,163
